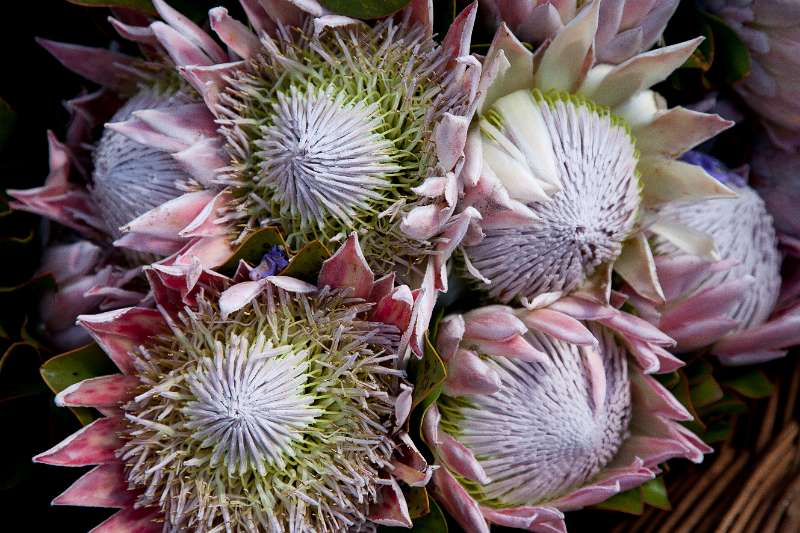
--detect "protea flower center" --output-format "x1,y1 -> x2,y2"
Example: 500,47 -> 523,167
119,284 -> 403,531
218,20 -> 465,268
92,88 -> 190,239
654,183 -> 782,330
465,90 -> 640,302
438,325 -> 631,505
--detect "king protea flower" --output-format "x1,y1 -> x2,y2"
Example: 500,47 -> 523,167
424,301 -> 707,532
33,234 -> 430,531
460,0 -> 734,306
90,0 -> 482,354
627,152 -> 800,365
5,12 -> 198,347
480,0 -> 679,63
707,0 -> 800,150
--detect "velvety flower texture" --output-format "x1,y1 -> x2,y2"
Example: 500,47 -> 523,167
480,0 -> 680,63
425,301 -> 707,532
627,152 -> 800,365
34,235 -> 429,532
89,0 -> 483,355
460,0 -> 733,306
707,0 -> 800,150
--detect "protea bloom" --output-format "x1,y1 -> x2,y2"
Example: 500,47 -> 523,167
706,0 -> 800,150
6,13 -> 195,347
480,0 -> 679,63
91,0 -> 481,353
627,152 -> 800,364
424,301 -> 707,532
460,0 -> 734,306
34,234 -> 429,531
36,240 -> 145,350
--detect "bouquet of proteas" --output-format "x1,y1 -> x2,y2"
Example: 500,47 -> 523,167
2,0 -> 799,531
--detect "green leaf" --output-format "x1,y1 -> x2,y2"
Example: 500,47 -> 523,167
593,487 -> 644,515
280,240 -> 331,283
320,0 -> 411,19
379,499 -> 448,532
410,335 -> 447,412
0,96 -> 16,150
65,0 -> 156,14
641,478 -> 671,511
697,393 -> 747,417
703,419 -> 734,443
218,227 -> 286,273
704,13 -> 751,84
690,374 -> 724,409
40,343 -> 118,425
721,369 -> 774,399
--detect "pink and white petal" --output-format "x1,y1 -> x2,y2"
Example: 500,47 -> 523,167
105,117 -> 189,153
462,305 -> 527,341
56,374 -> 141,408
367,479 -> 412,528
109,17 -> 157,45
534,0 -> 600,92
373,286 -> 414,333
52,462 -> 133,508
547,296 -> 616,321
33,417 -> 125,467
716,349 -> 788,366
634,107 -> 733,158
550,461 -> 655,511
432,466 -> 490,533
401,0 -> 434,38
442,1 -> 478,65
666,317 -> 740,352
151,21 -> 214,68
392,432 -> 433,487
600,309 -> 675,345
219,279 -> 268,318
90,506 -> 161,533
369,272 -> 396,304
260,0 -> 307,27
435,113 -> 470,172
439,432 -> 490,484
152,0 -> 226,63
179,61 -> 245,113
172,138 -> 227,186
410,261 -> 438,357
422,403 -> 442,448
39,241 -> 103,285
436,314 -> 465,362
179,191 -> 232,238
401,204 -> 448,241
713,308 -> 800,355
589,38 -> 705,108
240,0 -> 277,35
36,39 -> 136,91
478,24 -> 534,113
209,7 -> 261,59
78,307 -> 167,374
266,275 -> 317,293
173,235 -> 236,270
481,506 -> 565,532
132,104 -> 217,146
660,276 -> 754,330
122,191 -> 215,241
468,334 -> 548,364
114,232 -> 185,256
654,255 -> 736,301
395,384 -> 413,429
639,156 -> 736,207
519,308 -> 597,346
648,219 -> 719,262
444,348 -> 502,396
631,372 -> 692,421
318,233 -> 374,298
614,233 -> 665,304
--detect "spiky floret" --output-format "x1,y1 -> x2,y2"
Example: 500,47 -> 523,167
654,184 -> 782,330
216,18 -> 467,272
466,90 -> 640,302
119,283 -> 403,532
438,325 -> 631,507
92,87 -> 192,241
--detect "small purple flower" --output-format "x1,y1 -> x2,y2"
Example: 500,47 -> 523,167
249,245 -> 289,280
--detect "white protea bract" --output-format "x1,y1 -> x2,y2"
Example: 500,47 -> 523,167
459,0 -> 735,306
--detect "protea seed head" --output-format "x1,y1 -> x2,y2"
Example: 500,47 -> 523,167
465,90 -> 640,302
